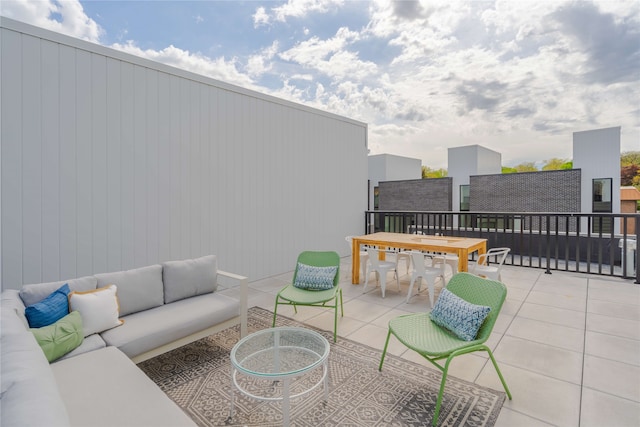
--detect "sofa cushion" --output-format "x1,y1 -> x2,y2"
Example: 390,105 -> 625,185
69,285 -> 124,336
162,255 -> 218,303
94,265 -> 163,316
56,333 -> 106,361
51,346 -> 196,427
31,311 -> 84,362
2,290 -> 29,332
25,284 -> 71,328
1,331 -> 71,427
101,293 -> 240,359
20,276 -> 97,307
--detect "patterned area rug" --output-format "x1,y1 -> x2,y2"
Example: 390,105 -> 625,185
139,307 -> 505,426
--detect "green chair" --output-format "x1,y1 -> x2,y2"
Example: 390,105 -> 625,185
378,272 -> 512,426
272,251 -> 343,342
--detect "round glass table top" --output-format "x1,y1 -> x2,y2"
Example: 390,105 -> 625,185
231,327 -> 330,377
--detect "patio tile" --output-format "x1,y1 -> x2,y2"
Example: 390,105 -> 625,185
589,285 -> 640,306
588,299 -> 640,321
585,330 -> 640,366
583,354 -> 640,402
586,312 -> 640,340
494,408 -> 554,427
517,302 -> 586,329
345,323 -> 391,351
531,280 -> 588,298
525,290 -> 586,312
580,387 -> 640,427
493,335 -> 583,384
501,298 -> 524,316
369,307 -> 414,329
506,316 -> 584,352
342,298 -> 392,323
476,363 -> 581,427
493,312 -> 514,334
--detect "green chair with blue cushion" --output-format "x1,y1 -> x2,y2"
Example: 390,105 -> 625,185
378,272 -> 512,426
273,251 -> 343,342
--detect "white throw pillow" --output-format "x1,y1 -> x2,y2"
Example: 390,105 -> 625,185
68,285 -> 124,337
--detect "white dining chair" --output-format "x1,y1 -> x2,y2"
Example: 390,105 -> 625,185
406,251 -> 445,307
432,254 -> 459,284
364,248 -> 399,298
470,248 -> 510,281
345,236 -> 369,282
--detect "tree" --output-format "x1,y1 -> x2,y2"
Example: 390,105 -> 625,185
514,162 -> 538,172
621,151 -> 640,166
621,164 -> 640,186
502,166 -> 517,174
542,158 -> 569,170
422,166 -> 447,178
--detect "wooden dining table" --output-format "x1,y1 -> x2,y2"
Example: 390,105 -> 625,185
351,232 -> 487,284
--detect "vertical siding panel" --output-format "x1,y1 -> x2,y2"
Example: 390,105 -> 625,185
120,62 -> 135,270
21,35 -> 42,284
59,44 -> 77,279
1,28 -> 23,287
146,69 -> 159,265
106,58 -> 122,272
200,86 -> 211,256
190,81 -> 201,257
133,65 -> 147,267
216,90 -> 228,270
157,72 -> 171,262
41,39 -> 60,281
179,78 -> 190,257
169,76 -> 181,261
92,53 -> 108,274
211,87 -> 222,262
75,49 -> 93,277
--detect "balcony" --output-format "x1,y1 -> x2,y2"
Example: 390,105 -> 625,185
237,258 -> 640,426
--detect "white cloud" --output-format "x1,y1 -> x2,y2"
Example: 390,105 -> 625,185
110,42 -> 256,89
252,6 -> 269,28
0,0 -> 102,42
246,41 -> 280,77
271,0 -> 344,22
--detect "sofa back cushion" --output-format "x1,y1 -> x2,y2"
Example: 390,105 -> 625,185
19,276 -> 97,307
95,265 -> 163,316
162,255 -> 218,304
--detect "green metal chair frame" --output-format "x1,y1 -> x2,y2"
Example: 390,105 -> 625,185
272,251 -> 343,342
378,272 -> 512,426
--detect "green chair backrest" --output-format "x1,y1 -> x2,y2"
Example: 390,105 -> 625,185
445,272 -> 507,342
293,251 -> 341,287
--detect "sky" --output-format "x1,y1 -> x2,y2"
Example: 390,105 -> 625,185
1,0 -> 639,169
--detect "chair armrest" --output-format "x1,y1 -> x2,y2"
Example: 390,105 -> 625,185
218,270 -> 248,338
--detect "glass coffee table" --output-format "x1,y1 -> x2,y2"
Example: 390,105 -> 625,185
230,327 -> 330,426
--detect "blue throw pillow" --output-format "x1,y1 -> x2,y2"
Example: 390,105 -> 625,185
293,263 -> 338,290
25,283 -> 71,328
430,288 -> 491,341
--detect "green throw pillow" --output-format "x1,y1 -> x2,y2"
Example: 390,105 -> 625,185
31,311 -> 84,362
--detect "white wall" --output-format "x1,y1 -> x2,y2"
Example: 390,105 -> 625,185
0,18 -> 368,290
448,145 -> 501,213
573,126 -> 621,231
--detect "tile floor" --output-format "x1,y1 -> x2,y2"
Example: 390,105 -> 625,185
223,258 -> 640,427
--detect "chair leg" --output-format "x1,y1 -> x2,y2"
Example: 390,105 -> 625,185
378,329 -> 393,371
486,347 -> 512,399
380,271 -> 387,298
272,298 -> 279,326
333,295 -> 338,343
406,275 -> 417,303
426,277 -> 435,308
433,354 -> 455,426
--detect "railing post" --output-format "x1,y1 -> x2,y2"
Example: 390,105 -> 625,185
545,215 -> 552,274
636,215 -> 640,285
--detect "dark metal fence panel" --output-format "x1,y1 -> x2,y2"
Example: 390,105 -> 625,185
365,211 -> 640,284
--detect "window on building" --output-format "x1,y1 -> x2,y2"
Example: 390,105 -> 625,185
460,185 -> 470,211
592,178 -> 612,233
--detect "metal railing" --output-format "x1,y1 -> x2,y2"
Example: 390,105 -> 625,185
365,211 -> 640,284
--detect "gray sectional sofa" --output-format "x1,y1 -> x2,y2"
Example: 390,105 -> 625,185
1,255 -> 248,427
